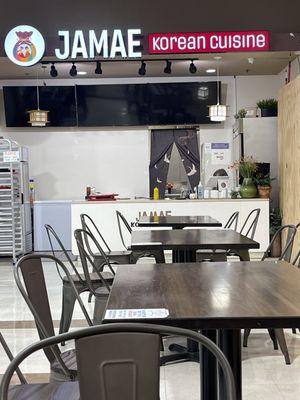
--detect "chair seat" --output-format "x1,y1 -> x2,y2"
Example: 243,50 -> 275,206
51,349 -> 77,377
8,382 -> 79,400
95,250 -> 132,258
95,285 -> 111,298
63,271 -> 114,284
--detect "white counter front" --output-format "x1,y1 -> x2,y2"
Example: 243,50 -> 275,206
71,198 -> 269,255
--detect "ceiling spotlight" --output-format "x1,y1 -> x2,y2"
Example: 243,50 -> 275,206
69,63 -> 77,77
189,61 -> 197,74
138,61 -> 146,76
95,61 -> 102,75
206,68 -> 216,74
164,60 -> 172,74
50,63 -> 58,78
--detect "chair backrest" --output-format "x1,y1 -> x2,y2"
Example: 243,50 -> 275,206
116,210 -> 132,250
224,211 -> 239,231
0,332 -> 27,384
74,228 -> 113,296
0,323 -> 236,400
45,224 -> 84,284
291,222 -> 300,266
14,254 -> 85,379
262,225 -> 297,262
80,213 -> 111,256
239,208 -> 261,239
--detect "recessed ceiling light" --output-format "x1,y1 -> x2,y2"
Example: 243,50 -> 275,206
77,71 -> 87,75
206,69 -> 216,73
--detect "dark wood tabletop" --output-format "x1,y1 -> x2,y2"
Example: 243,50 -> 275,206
130,229 -> 259,251
137,215 -> 222,228
104,261 -> 300,329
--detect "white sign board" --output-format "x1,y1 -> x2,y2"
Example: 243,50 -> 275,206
3,151 -> 20,163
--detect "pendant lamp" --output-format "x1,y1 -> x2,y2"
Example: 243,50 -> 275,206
208,57 -> 228,122
28,68 -> 49,127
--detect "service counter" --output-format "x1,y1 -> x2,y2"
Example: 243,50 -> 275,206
71,198 -> 269,255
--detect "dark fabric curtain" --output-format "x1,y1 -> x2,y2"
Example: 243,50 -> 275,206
149,129 -> 200,198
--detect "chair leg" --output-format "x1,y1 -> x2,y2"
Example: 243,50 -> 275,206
243,329 -> 251,347
93,296 -> 108,325
88,292 -> 93,303
154,250 -> 165,264
292,328 -> 297,334
274,329 -> 291,365
268,329 -> 278,350
59,283 -> 81,335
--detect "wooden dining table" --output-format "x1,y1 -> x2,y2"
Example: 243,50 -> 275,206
104,261 -> 300,400
137,215 -> 222,229
131,228 -> 259,262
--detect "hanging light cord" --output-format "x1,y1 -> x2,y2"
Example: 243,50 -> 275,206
36,70 -> 40,110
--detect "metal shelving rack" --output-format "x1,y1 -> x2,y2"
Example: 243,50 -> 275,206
0,138 -> 32,263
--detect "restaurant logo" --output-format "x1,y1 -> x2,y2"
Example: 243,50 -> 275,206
4,25 -> 45,66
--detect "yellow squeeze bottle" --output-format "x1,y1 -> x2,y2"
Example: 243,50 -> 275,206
153,187 -> 159,200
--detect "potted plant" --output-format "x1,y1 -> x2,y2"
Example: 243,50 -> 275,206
230,157 -> 257,198
257,98 -> 278,117
269,208 -> 282,257
254,173 -> 275,199
234,108 -> 247,119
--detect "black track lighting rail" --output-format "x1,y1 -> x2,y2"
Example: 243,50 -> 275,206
40,57 -> 199,65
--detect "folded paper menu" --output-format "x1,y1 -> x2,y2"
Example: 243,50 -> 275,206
104,308 -> 169,320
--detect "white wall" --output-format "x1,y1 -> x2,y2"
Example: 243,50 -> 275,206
0,74 -> 283,200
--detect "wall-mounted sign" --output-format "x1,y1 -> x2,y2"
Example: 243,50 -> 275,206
55,29 -> 142,59
148,31 -> 269,54
4,25 -> 45,66
3,150 -> 20,163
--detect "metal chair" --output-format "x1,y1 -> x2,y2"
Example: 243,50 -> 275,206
0,331 -> 79,399
116,210 -> 165,263
45,224 -> 114,335
196,211 -> 240,262
74,228 -> 115,325
13,253 -> 93,381
1,323 -> 236,400
80,213 -> 132,269
243,224 -> 297,365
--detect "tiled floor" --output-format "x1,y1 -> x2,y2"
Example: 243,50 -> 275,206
0,256 -> 300,399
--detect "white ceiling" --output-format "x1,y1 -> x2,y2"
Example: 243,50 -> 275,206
0,51 -> 296,80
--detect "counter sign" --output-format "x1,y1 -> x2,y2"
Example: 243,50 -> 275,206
148,31 -> 269,54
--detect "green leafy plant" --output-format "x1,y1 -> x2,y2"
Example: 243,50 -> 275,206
234,108 -> 247,119
270,208 -> 282,236
257,99 -> 278,111
230,156 -> 257,178
254,173 -> 275,187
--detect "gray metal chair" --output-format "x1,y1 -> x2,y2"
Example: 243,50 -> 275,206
45,224 -> 114,335
0,331 -> 79,399
116,210 -> 165,263
74,228 -> 114,325
80,213 -> 132,269
13,253 -> 92,381
196,211 -> 240,262
0,323 -> 236,400
243,224 -> 297,365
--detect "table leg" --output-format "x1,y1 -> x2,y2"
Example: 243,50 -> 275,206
200,330 -> 218,400
218,329 -> 242,400
236,250 -> 250,261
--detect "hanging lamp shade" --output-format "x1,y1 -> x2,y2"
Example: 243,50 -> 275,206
28,109 -> 49,127
208,104 -> 227,122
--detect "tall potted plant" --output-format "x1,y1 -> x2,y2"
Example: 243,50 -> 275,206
257,99 -> 278,117
231,157 -> 258,198
270,208 -> 282,257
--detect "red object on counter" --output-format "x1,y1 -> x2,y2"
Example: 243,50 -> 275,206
87,194 -> 118,201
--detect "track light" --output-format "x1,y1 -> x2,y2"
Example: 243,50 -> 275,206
69,63 -> 77,77
138,61 -> 146,76
50,63 -> 58,78
164,60 -> 172,74
189,61 -> 197,74
95,61 -> 102,75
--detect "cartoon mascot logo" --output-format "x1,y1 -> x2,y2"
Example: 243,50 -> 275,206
5,25 -> 45,67
13,31 -> 37,63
